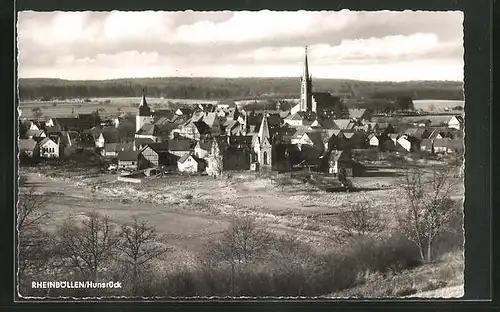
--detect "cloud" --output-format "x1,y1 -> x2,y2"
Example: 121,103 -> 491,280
17,10 -> 464,81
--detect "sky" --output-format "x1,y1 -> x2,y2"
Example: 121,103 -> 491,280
17,10 -> 464,82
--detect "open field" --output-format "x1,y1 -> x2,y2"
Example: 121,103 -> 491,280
413,99 -> 464,113
20,161 -> 464,272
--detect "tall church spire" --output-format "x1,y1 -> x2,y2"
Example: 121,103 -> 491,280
303,46 -> 309,80
300,46 -> 312,112
258,114 -> 270,144
138,88 -> 151,116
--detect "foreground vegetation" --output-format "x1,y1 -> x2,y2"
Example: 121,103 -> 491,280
17,159 -> 463,298
18,77 -> 464,102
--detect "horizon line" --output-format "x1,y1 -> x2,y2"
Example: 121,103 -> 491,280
18,76 -> 464,84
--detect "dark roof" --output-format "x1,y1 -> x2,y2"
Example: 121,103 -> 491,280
101,128 -> 120,143
167,139 -> 191,151
143,142 -> 170,153
134,138 -> 156,148
19,139 -> 37,151
104,143 -> 129,152
433,138 -> 463,149
229,135 -> 253,146
25,129 -> 45,137
137,123 -> 157,135
118,151 -> 139,161
176,107 -> 193,115
420,139 -> 433,146
153,109 -> 175,120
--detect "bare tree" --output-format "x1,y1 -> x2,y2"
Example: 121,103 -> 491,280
396,166 -> 459,262
17,188 -> 52,280
336,201 -> 386,241
203,215 -> 271,294
117,217 -> 169,295
57,211 -> 120,281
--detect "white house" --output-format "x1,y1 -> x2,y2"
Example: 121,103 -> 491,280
368,134 -> 379,147
448,116 -> 464,130
177,153 -> 205,173
396,135 -> 412,152
38,138 -> 59,159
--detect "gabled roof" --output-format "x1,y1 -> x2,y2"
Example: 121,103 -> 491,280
389,133 -> 399,139
279,111 -> 290,119
19,139 -> 37,151
420,139 -> 433,146
343,132 -> 355,139
191,111 -> 205,122
143,142 -> 170,154
333,119 -> 353,130
178,153 -> 203,164
118,151 -> 138,161
153,109 -> 175,120
285,112 -> 304,121
304,132 -> 325,147
202,112 -> 219,128
39,137 -> 57,146
101,128 -> 120,143
348,108 -> 368,119
176,107 -> 193,115
134,137 -> 156,148
167,139 -> 191,151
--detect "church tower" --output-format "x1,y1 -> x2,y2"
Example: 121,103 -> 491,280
299,46 -> 313,112
136,88 -> 154,133
256,114 -> 272,168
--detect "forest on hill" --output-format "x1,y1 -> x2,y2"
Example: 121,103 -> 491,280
18,77 -> 464,102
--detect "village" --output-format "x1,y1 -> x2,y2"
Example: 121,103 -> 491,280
18,48 -> 465,184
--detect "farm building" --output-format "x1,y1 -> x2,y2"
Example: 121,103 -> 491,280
138,143 -> 172,168
118,151 -> 139,170
167,139 -> 192,158
368,134 -> 379,147
177,153 -> 205,173
19,139 -> 39,158
38,137 -> 59,159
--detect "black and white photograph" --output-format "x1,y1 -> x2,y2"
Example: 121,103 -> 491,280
16,10 -> 465,299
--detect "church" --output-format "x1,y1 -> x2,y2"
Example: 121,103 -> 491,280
291,47 -> 346,118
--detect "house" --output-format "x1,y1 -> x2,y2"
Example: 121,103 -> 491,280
284,112 -> 313,127
368,134 -> 379,147
404,127 -> 430,140
177,153 -> 205,173
167,139 -> 192,158
154,117 -> 178,140
377,123 -> 395,135
117,151 -> 139,170
342,130 -> 366,149
327,150 -> 351,176
291,132 -> 325,153
433,139 -> 463,154
173,120 -> 211,141
94,128 -> 120,149
102,143 -> 129,157
38,137 -> 59,159
134,137 -> 156,151
396,135 -> 420,153
447,116 -> 464,130
135,123 -> 161,142
19,139 -> 39,159
138,143 -> 173,168
194,140 -> 212,159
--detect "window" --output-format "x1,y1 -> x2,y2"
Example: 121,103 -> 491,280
263,151 -> 268,165
132,162 -> 135,165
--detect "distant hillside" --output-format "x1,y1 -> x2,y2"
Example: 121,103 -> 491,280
18,77 -> 464,101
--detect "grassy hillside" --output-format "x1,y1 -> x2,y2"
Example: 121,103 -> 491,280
18,77 -> 464,101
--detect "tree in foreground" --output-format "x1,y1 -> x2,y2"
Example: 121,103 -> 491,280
395,166 -> 460,262
336,200 -> 386,243
117,217 -> 169,295
202,215 -> 272,295
57,211 -> 120,281
17,187 -> 53,283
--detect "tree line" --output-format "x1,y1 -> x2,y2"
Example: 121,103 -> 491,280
18,77 -> 464,101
